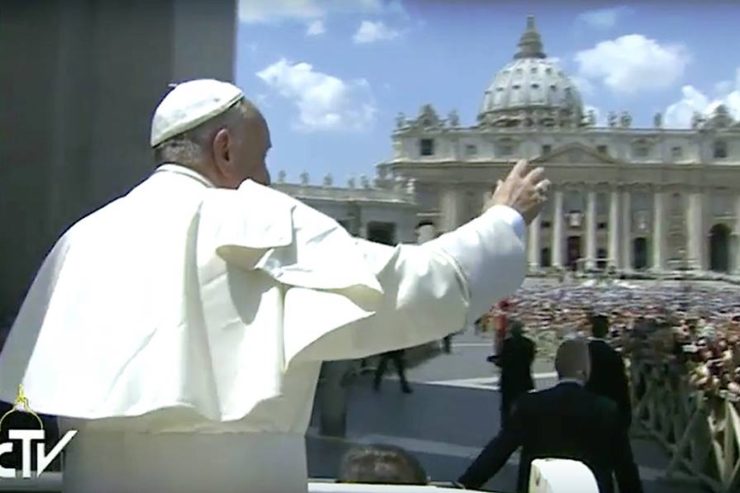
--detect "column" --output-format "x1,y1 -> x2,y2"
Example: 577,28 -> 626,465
551,189 -> 564,268
585,189 -> 597,270
652,188 -> 666,271
734,194 -> 740,274
528,214 -> 541,270
440,188 -> 464,232
608,188 -> 621,269
621,189 -> 633,270
686,190 -> 706,271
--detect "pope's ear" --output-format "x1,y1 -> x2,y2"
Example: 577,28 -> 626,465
211,128 -> 232,167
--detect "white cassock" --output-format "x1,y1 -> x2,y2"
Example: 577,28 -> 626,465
0,164 -> 526,493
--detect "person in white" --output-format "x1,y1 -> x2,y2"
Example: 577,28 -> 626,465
0,79 -> 550,493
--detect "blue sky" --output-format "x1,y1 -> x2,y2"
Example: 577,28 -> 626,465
235,0 -> 740,184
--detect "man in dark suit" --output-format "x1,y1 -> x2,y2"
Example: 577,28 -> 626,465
495,319 -> 535,429
586,314 -> 632,428
458,338 -> 642,493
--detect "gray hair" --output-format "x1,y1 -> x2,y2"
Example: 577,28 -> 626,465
153,99 -> 257,166
554,337 -> 590,380
337,444 -> 428,485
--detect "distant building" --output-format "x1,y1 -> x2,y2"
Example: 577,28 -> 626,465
277,16 -> 740,275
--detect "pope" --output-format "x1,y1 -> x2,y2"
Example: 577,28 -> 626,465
0,79 -> 550,493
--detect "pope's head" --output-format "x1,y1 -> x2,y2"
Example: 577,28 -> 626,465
150,79 -> 271,188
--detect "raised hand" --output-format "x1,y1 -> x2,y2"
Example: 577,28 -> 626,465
485,159 -> 551,225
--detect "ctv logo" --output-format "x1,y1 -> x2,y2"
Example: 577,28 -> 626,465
0,385 -> 76,478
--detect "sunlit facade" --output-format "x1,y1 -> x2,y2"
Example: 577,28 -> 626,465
277,16 -> 740,274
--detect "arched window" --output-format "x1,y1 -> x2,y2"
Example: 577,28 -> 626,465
714,140 -> 728,159
419,139 -> 434,156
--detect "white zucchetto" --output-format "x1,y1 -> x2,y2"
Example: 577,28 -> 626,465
150,79 -> 244,147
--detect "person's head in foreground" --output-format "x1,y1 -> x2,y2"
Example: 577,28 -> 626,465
555,338 -> 591,383
150,79 -> 271,188
337,444 -> 428,485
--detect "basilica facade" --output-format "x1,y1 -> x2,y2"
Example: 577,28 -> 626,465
276,16 -> 740,275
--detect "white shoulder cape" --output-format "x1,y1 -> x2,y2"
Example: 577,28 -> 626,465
0,174 -> 389,422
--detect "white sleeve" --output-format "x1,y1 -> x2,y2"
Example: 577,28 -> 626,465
289,206 -> 527,362
429,205 -> 527,322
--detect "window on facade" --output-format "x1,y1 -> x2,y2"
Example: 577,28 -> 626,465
671,146 -> 683,160
712,194 -> 733,216
367,222 -> 396,246
565,192 -> 585,212
420,138 -> 435,156
598,222 -> 607,230
465,144 -> 477,157
597,145 -> 608,155
541,144 -> 552,155
596,192 -> 608,215
531,67 -> 537,74
540,248 -> 551,268
499,144 -> 515,156
541,220 -> 551,228
633,192 -> 650,211
714,140 -> 728,159
634,145 -> 649,158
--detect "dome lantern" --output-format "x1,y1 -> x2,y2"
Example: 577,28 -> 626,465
514,16 -> 546,60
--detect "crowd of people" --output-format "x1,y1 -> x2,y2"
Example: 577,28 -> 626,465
484,278 -> 740,401
423,277 -> 740,491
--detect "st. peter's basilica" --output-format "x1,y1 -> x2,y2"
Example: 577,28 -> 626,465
275,16 -> 740,276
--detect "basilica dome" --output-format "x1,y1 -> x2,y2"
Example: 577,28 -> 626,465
478,16 -> 585,128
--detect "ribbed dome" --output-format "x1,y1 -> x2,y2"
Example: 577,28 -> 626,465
478,16 -> 584,128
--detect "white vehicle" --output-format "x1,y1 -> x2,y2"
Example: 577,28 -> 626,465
0,459 -> 598,493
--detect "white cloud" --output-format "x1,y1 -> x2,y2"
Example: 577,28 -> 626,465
574,35 -> 690,93
254,93 -> 271,108
306,19 -> 325,36
239,0 -> 403,24
714,80 -> 734,96
664,68 -> 740,128
570,75 -> 595,97
577,6 -> 632,30
256,58 -> 376,132
352,20 -> 400,44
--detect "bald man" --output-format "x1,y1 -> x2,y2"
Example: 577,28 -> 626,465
0,79 -> 549,493
458,338 -> 643,493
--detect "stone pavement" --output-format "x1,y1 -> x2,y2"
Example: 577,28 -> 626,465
305,332 -> 708,493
